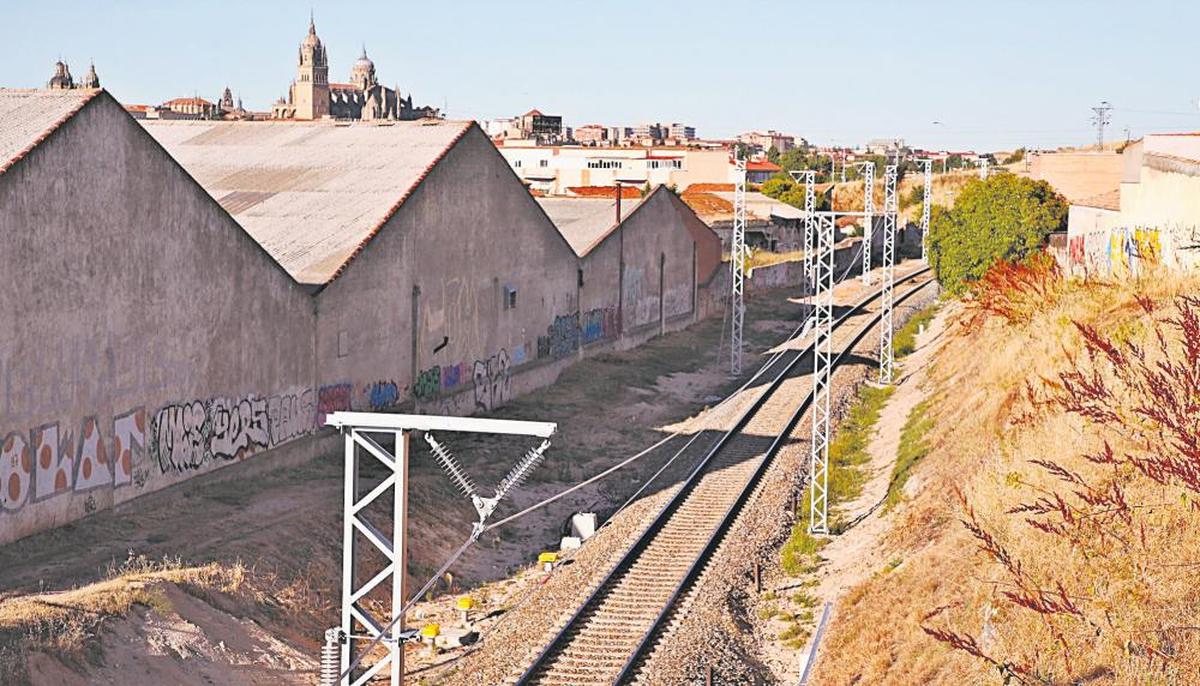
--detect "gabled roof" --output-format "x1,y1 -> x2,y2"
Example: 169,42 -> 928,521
141,118 -> 473,285
537,196 -> 645,257
0,88 -> 101,177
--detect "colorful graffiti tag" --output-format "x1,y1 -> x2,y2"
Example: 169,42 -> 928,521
317,383 -> 353,426
364,380 -> 401,411
414,366 -> 442,400
581,307 -> 619,345
0,408 -> 146,514
538,312 -> 581,360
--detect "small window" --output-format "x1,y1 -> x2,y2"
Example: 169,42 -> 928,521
337,330 -> 350,358
514,160 -> 522,168
504,285 -> 518,310
539,159 -> 549,167
577,268 -> 585,288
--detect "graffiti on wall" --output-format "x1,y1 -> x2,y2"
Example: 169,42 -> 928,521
414,366 -> 442,400
473,349 -> 512,411
1,408 -> 146,514
151,394 -> 279,473
1069,225 -> 1165,277
581,307 -> 619,344
538,312 -> 580,360
268,390 -> 315,446
441,363 -> 465,392
317,383 -> 352,426
1109,227 -> 1161,276
363,380 -> 400,411
150,401 -> 209,472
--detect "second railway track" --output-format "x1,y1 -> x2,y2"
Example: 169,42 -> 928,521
514,268 -> 935,685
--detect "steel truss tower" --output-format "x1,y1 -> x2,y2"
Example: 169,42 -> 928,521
918,159 -> 932,263
856,162 -> 875,283
730,155 -> 748,375
879,165 -> 898,384
326,412 -> 555,686
789,170 -> 817,304
809,212 -> 836,535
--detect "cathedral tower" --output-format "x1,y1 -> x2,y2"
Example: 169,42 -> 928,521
292,15 -> 329,120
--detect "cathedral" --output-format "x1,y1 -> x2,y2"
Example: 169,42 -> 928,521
271,17 -> 439,121
47,60 -> 100,90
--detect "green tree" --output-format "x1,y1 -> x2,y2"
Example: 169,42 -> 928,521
1003,147 -> 1026,165
760,176 -> 794,199
926,175 -> 1067,294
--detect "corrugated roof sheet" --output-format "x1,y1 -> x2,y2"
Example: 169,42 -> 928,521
537,196 -> 644,257
0,88 -> 100,177
141,118 -> 473,285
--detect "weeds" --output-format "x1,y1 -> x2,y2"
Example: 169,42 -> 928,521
883,400 -> 933,512
963,252 -> 1064,331
893,303 -> 940,359
923,281 -> 1200,680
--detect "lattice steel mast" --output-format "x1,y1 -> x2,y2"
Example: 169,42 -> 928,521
730,153 -> 748,375
856,162 -> 875,283
808,212 -> 835,535
327,412 -> 555,686
789,170 -> 817,308
879,164 -> 898,384
917,159 -> 932,263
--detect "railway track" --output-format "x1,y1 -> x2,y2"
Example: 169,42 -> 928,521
513,268 -> 935,685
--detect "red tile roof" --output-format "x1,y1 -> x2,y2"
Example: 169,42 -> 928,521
746,160 -> 782,172
163,97 -> 214,107
523,108 -> 544,117
566,185 -> 641,199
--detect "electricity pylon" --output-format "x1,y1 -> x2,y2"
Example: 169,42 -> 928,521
809,212 -> 836,535
879,165 -> 898,384
917,159 -> 932,263
730,153 -> 747,375
854,162 -> 875,283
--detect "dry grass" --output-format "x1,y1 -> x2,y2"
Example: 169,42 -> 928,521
748,249 -> 805,269
810,265 -> 1200,685
0,554 -> 245,682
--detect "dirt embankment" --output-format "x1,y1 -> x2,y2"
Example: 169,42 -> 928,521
803,266 -> 1200,685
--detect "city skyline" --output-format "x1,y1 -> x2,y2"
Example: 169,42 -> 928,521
4,0 -> 1200,150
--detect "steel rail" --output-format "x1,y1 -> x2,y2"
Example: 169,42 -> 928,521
613,274 -> 936,684
515,267 -> 932,685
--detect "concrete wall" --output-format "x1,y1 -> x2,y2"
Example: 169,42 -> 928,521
1028,151 -> 1123,203
572,188 -> 724,354
314,126 -> 581,417
0,93 -> 318,544
1065,149 -> 1200,277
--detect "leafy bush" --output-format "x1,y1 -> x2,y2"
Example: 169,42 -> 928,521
926,174 -> 1067,294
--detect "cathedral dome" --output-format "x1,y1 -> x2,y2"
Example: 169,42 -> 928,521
47,60 -> 74,90
80,62 -> 100,89
350,47 -> 376,89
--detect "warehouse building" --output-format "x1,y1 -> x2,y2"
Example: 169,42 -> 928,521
0,89 -> 318,544
537,187 -> 723,350
0,83 -> 729,544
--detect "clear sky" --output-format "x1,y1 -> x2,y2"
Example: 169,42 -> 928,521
3,0 -> 1199,151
